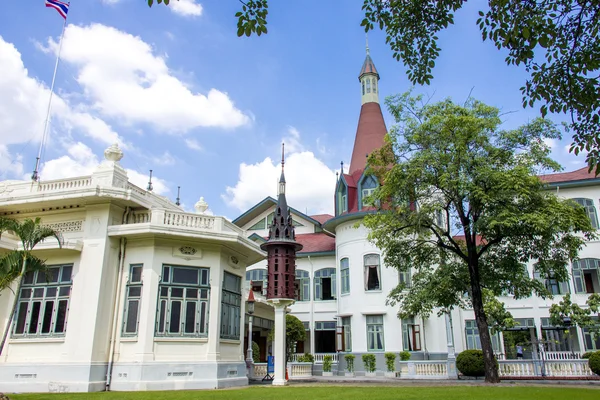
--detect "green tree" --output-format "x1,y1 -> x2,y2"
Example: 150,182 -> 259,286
363,92 -> 595,383
549,292 -> 600,351
268,313 -> 306,361
149,1 -> 600,173
0,217 -> 62,354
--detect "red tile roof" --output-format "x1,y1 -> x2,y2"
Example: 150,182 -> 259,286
310,214 -> 334,225
296,233 -> 335,253
359,54 -> 379,79
539,167 -> 597,184
348,102 -> 387,176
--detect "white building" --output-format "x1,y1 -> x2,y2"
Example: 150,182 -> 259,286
0,144 -> 265,392
1,47 -> 599,392
235,48 -> 600,370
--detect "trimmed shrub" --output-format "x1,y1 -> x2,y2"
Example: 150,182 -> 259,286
344,354 -> 356,372
589,351 -> 600,376
582,351 -> 593,359
362,353 -> 377,373
399,351 -> 411,361
298,353 -> 315,363
252,341 -> 260,363
323,355 -> 333,372
456,350 -> 486,377
384,352 -> 397,372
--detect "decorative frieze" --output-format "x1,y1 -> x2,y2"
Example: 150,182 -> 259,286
43,220 -> 84,233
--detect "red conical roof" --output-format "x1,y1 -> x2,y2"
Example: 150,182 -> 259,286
348,102 -> 387,175
359,53 -> 379,80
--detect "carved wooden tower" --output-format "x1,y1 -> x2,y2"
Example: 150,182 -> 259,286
260,144 -> 302,386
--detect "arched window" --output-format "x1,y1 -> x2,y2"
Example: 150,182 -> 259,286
296,270 -> 310,301
314,268 -> 336,301
533,264 -> 569,295
572,258 -> 600,294
337,182 -> 348,215
366,78 -> 371,93
573,198 -> 598,229
373,79 -> 377,93
364,254 -> 381,291
360,175 -> 378,208
362,81 -> 365,95
340,258 -> 350,294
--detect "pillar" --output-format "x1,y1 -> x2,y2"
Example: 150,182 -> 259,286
445,313 -> 458,379
271,301 -> 292,386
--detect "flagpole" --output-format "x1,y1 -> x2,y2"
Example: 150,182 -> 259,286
32,15 -> 68,182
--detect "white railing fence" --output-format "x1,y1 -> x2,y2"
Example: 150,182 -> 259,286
291,353 -> 338,364
544,351 -> 582,360
498,359 -> 592,377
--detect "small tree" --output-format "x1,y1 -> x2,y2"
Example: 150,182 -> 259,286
322,355 -> 333,372
362,354 -> 377,373
252,341 -> 260,363
0,217 -> 62,355
456,350 -> 486,377
384,352 -> 396,372
589,351 -> 600,375
398,351 -> 411,361
344,354 -> 356,372
267,314 -> 306,362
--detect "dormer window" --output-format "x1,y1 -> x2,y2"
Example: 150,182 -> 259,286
337,181 -> 348,216
360,175 -> 378,209
362,81 -> 365,95
366,78 -> 371,93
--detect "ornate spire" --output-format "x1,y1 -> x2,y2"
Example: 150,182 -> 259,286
366,32 -> 370,55
359,42 -> 380,105
279,143 -> 286,195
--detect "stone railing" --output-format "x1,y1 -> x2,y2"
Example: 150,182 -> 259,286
397,361 -> 448,379
163,210 -> 215,229
288,362 -> 313,379
252,363 -> 267,378
290,353 -> 338,364
544,351 -> 581,360
498,359 -> 592,377
38,177 -> 92,192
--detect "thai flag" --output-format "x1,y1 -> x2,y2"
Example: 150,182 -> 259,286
45,0 -> 70,20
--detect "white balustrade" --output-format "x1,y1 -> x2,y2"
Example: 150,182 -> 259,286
288,363 -> 313,379
544,351 -> 581,360
253,363 -> 267,378
126,183 -> 148,197
163,211 -> 215,229
130,211 -> 151,224
38,177 -> 91,192
412,361 -> 447,376
544,360 -> 593,377
498,360 -> 537,377
313,353 -> 338,364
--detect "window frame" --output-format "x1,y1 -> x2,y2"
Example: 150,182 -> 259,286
341,316 -> 352,352
122,264 -> 143,336
340,258 -> 350,294
572,258 -> 600,294
220,271 -> 242,340
295,269 -> 310,302
366,315 -> 384,351
573,198 -> 599,229
364,254 -> 381,291
13,264 -> 73,339
155,265 -> 210,338
314,268 -> 336,301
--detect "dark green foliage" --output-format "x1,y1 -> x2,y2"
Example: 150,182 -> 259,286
456,350 -> 486,377
582,352 -> 593,359
589,351 -> 600,375
252,341 -> 260,363
384,352 -> 396,372
362,354 -> 377,373
344,354 -> 356,372
267,314 -> 306,361
398,351 -> 411,361
297,353 -> 314,363
322,355 -> 333,372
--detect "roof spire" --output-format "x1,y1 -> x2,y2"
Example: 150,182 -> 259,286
366,32 -> 370,55
279,143 -> 286,195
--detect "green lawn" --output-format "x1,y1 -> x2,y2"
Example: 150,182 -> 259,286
9,386 -> 600,400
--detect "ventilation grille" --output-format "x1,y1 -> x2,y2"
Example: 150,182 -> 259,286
15,373 -> 37,379
167,371 -> 193,378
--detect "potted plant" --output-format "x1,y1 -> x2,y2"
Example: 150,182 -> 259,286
362,354 -> 377,377
322,355 -> 334,376
399,351 -> 411,361
397,351 -> 411,376
344,354 -> 356,377
384,352 -> 397,378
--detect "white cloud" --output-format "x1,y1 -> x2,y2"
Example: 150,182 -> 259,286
223,152 -> 337,215
170,0 -> 203,17
0,35 -> 124,150
283,126 -> 304,153
47,24 -> 248,132
152,151 -> 176,166
185,138 -> 203,151
40,142 -> 170,195
0,145 -> 24,179
101,0 -> 121,4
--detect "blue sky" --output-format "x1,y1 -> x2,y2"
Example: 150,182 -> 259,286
0,0 -> 584,218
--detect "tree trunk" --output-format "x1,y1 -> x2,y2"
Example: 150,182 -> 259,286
0,255 -> 27,355
468,260 -> 500,383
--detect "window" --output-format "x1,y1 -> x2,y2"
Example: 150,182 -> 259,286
573,258 -> 600,294
373,79 -> 377,93
246,268 -> 267,294
337,183 -> 348,215
315,321 -> 337,353
362,81 -> 365,95
221,272 -> 242,340
360,175 -> 378,208
366,315 -> 384,351
366,78 -> 371,93
341,316 -> 352,351
402,317 -> 421,351
364,254 -> 381,291
13,264 -> 72,338
340,258 -> 350,294
583,318 -> 600,350
399,268 -> 411,288
249,218 -> 266,230
156,265 -> 210,337
533,267 -> 569,295
314,268 -> 336,301
122,264 -> 143,336
296,270 -> 310,301
464,320 -> 501,352
574,198 -> 599,229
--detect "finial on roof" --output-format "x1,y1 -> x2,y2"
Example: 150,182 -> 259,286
104,143 -> 124,163
175,186 -> 181,206
195,196 -> 209,214
279,143 -> 286,194
366,32 -> 370,55
336,171 -> 339,181
281,142 -> 285,171
147,170 -> 153,192
340,161 -> 344,174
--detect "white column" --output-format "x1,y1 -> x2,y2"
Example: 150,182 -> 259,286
445,312 -> 458,379
270,301 -> 292,386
